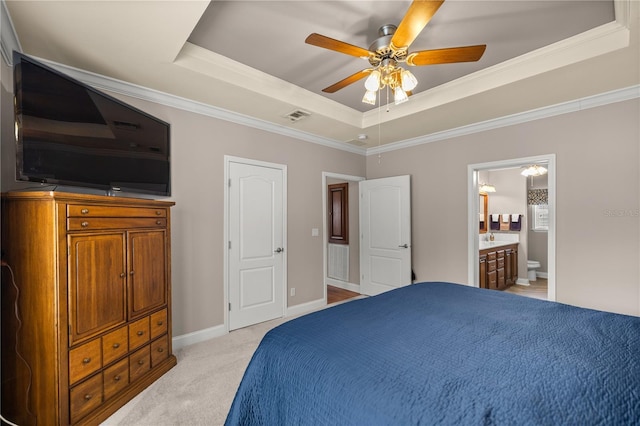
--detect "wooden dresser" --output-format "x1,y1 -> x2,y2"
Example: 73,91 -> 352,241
1,191 -> 176,425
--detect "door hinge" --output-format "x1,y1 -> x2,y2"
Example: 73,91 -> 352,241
228,178 -> 232,187
228,241 -> 231,249
229,302 -> 231,311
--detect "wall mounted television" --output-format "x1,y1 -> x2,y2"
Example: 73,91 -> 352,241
13,51 -> 171,196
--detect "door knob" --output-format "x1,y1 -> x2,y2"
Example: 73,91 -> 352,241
398,244 -> 409,248
274,247 -> 284,253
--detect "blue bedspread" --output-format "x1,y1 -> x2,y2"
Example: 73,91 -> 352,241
226,282 -> 640,425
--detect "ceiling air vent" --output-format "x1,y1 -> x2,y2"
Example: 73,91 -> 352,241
284,109 -> 311,122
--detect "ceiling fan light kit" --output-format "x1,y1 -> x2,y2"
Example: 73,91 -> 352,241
304,0 -> 486,107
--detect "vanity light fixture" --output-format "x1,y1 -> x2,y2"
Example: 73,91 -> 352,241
521,164 -> 548,177
479,183 -> 496,193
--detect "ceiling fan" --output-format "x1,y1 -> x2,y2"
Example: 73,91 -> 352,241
305,0 -> 486,105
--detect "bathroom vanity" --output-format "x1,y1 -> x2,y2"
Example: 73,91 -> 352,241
479,242 -> 518,290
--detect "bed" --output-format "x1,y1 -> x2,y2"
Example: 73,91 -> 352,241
225,282 -> 640,425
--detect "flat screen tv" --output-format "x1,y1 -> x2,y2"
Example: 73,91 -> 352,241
13,51 -> 171,196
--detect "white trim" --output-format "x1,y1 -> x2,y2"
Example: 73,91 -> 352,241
286,297 -> 325,318
223,156 -> 288,332
326,278 -> 360,294
172,324 -> 226,352
321,172 -> 366,305
468,155 -> 556,302
369,85 -> 640,156
13,57 -> 638,159
0,0 -> 22,65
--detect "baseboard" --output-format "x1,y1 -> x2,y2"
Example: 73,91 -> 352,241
537,271 -> 549,279
172,324 -> 226,351
515,278 -> 530,286
173,297 -> 328,351
286,297 -> 326,317
326,278 -> 360,293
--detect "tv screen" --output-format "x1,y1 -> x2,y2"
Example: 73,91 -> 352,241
13,52 -> 171,196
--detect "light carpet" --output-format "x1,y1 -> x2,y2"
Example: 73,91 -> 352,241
101,315 -> 292,426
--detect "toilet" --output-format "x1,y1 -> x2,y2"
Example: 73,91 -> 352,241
527,260 -> 541,282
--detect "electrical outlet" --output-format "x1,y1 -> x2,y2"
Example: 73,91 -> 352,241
290,288 -> 295,297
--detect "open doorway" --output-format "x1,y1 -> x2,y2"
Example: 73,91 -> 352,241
322,172 -> 365,304
467,155 -> 556,301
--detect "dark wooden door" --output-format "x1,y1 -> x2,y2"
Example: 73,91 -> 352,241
328,182 -> 349,244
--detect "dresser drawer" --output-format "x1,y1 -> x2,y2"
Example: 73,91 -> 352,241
67,217 -> 167,231
69,339 -> 102,385
129,316 -> 150,350
487,251 -> 497,261
102,326 -> 129,366
68,205 -> 167,218
497,257 -> 505,269
487,259 -> 497,273
151,335 -> 169,367
70,374 -> 103,424
103,358 -> 129,401
150,309 -> 168,339
130,345 -> 151,382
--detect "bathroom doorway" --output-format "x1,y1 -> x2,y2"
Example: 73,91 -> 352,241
467,155 -> 556,301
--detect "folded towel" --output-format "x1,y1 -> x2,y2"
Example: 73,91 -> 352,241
491,214 -> 500,222
511,214 -> 520,222
479,213 -> 485,222
502,214 -> 510,223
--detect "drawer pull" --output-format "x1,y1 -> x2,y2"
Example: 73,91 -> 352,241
157,347 -> 164,353
113,343 -> 120,349
157,321 -> 163,326
120,272 -> 125,278
81,221 -> 89,228
82,357 -> 91,364
130,271 -> 135,276
137,331 -> 144,336
156,211 -> 162,215
138,359 -> 145,365
114,375 -> 121,382
81,208 -> 89,214
156,220 -> 162,225
84,394 -> 93,401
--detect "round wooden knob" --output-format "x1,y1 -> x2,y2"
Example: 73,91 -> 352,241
113,343 -> 120,349
157,321 -> 163,326
82,357 -> 91,364
157,348 -> 164,353
81,209 -> 89,214
156,211 -> 162,215
138,359 -> 144,365
81,221 -> 89,227
137,331 -> 144,336
156,220 -> 162,225
114,375 -> 121,382
84,394 -> 92,400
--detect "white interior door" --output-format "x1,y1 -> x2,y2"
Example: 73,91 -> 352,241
360,175 -> 412,296
229,161 -> 285,330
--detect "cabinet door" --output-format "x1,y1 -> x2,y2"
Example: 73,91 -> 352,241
128,230 -> 167,319
69,233 -> 127,344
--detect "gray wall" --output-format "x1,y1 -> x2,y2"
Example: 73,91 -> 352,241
2,57 -> 639,341
367,98 -> 639,316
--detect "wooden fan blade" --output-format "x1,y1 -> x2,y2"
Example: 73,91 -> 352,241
390,0 -> 445,50
406,45 -> 486,66
322,69 -> 372,93
305,33 -> 372,58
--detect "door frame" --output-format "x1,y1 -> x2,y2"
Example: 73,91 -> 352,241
224,155 -> 288,332
322,172 -> 365,304
467,154 -> 556,301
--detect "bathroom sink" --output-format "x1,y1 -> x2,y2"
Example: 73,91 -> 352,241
479,241 -> 517,249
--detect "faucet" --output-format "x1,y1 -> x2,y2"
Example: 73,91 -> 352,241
489,233 -> 495,241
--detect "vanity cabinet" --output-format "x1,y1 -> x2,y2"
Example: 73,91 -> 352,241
1,191 -> 176,425
479,243 -> 518,290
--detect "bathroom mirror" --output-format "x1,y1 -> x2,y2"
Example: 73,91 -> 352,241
479,193 -> 488,234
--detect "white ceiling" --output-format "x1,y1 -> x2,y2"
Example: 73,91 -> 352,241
4,0 -> 639,149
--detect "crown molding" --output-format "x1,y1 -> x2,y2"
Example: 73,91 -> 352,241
366,85 -> 640,156
0,0 -> 22,66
